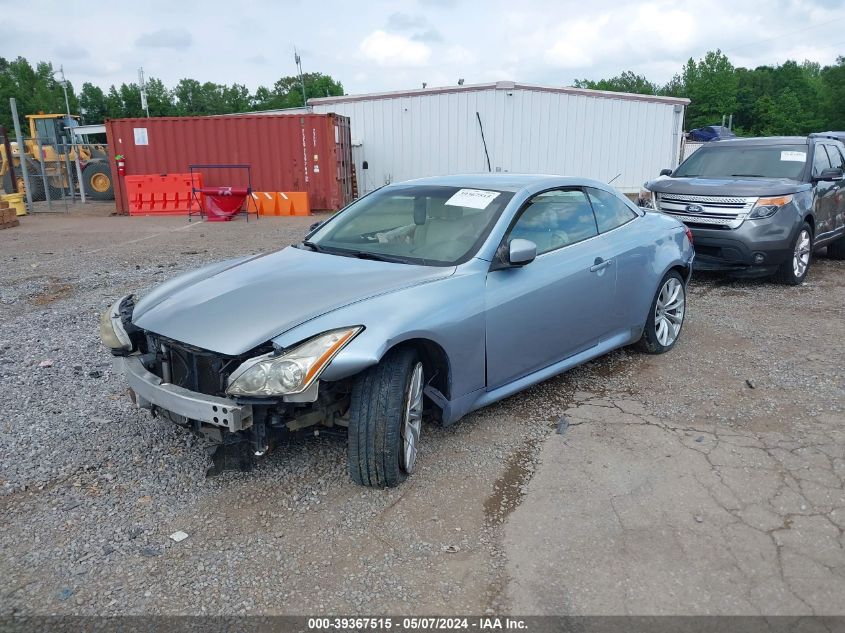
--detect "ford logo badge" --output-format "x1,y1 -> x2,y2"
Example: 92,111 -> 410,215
686,204 -> 704,213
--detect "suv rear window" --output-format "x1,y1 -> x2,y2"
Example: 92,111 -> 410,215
674,144 -> 808,180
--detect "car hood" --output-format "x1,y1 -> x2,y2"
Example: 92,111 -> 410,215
646,177 -> 811,197
132,246 -> 456,356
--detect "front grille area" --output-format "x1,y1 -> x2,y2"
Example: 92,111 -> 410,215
656,193 -> 758,229
166,342 -> 232,396
143,334 -> 262,398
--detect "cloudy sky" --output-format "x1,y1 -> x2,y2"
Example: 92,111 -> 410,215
5,0 -> 845,95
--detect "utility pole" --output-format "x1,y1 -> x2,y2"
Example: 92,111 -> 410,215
56,65 -> 72,121
294,47 -> 308,109
138,67 -> 150,118
10,98 -> 33,211
53,65 -> 86,203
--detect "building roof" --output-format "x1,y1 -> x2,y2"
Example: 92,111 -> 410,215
307,80 -> 690,107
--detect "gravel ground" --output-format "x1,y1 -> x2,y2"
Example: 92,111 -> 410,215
1,203 -> 843,615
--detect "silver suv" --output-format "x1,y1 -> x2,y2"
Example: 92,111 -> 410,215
643,135 -> 845,284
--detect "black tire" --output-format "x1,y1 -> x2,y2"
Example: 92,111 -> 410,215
82,161 -> 114,200
347,348 -> 422,488
636,270 -> 686,355
2,167 -> 16,195
827,234 -> 845,260
774,222 -> 812,285
18,159 -> 46,201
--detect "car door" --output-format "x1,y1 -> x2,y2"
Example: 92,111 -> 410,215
484,188 -> 616,389
584,186 -> 649,333
812,144 -> 837,239
824,144 -> 845,233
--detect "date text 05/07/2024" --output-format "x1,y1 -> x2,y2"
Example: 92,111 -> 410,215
306,617 -> 528,631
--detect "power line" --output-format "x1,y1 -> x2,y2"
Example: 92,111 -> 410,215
720,16 -> 845,55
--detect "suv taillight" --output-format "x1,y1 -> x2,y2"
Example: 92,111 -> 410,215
684,226 -> 694,245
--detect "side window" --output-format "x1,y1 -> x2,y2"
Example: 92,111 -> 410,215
509,189 -> 598,255
813,145 -> 832,177
586,187 -> 637,233
825,145 -> 844,171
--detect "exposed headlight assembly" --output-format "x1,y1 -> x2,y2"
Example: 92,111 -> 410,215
226,326 -> 363,397
99,294 -> 134,352
638,187 -> 654,208
749,195 -> 793,219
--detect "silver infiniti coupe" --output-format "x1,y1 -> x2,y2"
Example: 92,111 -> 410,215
100,174 -> 694,487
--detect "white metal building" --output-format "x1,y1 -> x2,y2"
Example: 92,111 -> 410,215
259,81 -> 689,195
307,81 -> 689,196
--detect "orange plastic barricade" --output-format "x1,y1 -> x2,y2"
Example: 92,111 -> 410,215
251,191 -> 281,215
126,173 -> 203,216
285,192 -> 310,216
253,192 -> 310,217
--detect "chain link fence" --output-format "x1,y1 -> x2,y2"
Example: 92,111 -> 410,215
1,130 -> 114,212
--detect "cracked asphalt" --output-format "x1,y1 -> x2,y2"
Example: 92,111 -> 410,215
1,204 -> 843,615
505,266 -> 845,615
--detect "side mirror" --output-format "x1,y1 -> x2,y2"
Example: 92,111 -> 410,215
815,167 -> 844,182
659,168 -> 673,177
308,221 -> 323,232
508,238 -> 537,266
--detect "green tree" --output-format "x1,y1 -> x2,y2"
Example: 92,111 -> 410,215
821,56 -> 845,130
144,77 -> 174,117
254,72 -> 344,110
104,86 -> 124,119
754,89 -> 803,135
573,71 -> 657,95
679,50 -> 739,129
79,82 -> 107,123
118,83 -> 145,118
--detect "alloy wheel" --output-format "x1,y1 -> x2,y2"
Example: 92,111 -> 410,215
654,277 -> 685,347
792,229 -> 811,278
401,362 -> 424,473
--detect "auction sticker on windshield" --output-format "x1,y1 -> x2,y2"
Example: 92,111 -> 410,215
445,189 -> 501,209
781,151 -> 807,162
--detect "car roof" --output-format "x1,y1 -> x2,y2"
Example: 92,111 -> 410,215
810,131 -> 845,141
705,136 -> 809,147
393,173 -> 611,193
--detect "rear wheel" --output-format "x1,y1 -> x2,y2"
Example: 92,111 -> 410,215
774,222 -> 812,285
82,161 -> 114,200
636,271 -> 686,354
347,348 -> 424,488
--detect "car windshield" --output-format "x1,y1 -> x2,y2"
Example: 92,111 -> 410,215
673,144 -> 809,180
306,184 -> 515,266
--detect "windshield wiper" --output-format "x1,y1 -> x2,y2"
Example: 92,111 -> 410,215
349,251 -> 409,264
730,173 -> 765,177
301,240 -> 324,252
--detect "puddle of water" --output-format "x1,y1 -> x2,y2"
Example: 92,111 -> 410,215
484,439 -> 537,526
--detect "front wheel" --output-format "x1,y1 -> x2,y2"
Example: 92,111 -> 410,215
774,222 -> 812,285
347,348 -> 424,488
82,162 -> 114,200
636,271 -> 686,354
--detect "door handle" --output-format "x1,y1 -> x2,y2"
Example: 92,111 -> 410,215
590,257 -> 612,272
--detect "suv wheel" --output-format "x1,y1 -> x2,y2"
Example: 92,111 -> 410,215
347,348 -> 424,488
636,270 -> 686,354
775,222 -> 813,285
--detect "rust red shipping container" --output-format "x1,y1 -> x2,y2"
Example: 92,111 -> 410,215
105,113 -> 354,213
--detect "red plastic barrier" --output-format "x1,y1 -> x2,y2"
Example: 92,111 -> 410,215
126,173 -> 203,216
197,187 -> 248,222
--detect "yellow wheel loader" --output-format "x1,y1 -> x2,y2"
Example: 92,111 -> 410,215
0,114 -> 114,201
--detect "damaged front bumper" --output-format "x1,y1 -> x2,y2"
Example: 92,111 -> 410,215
114,355 -> 254,432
